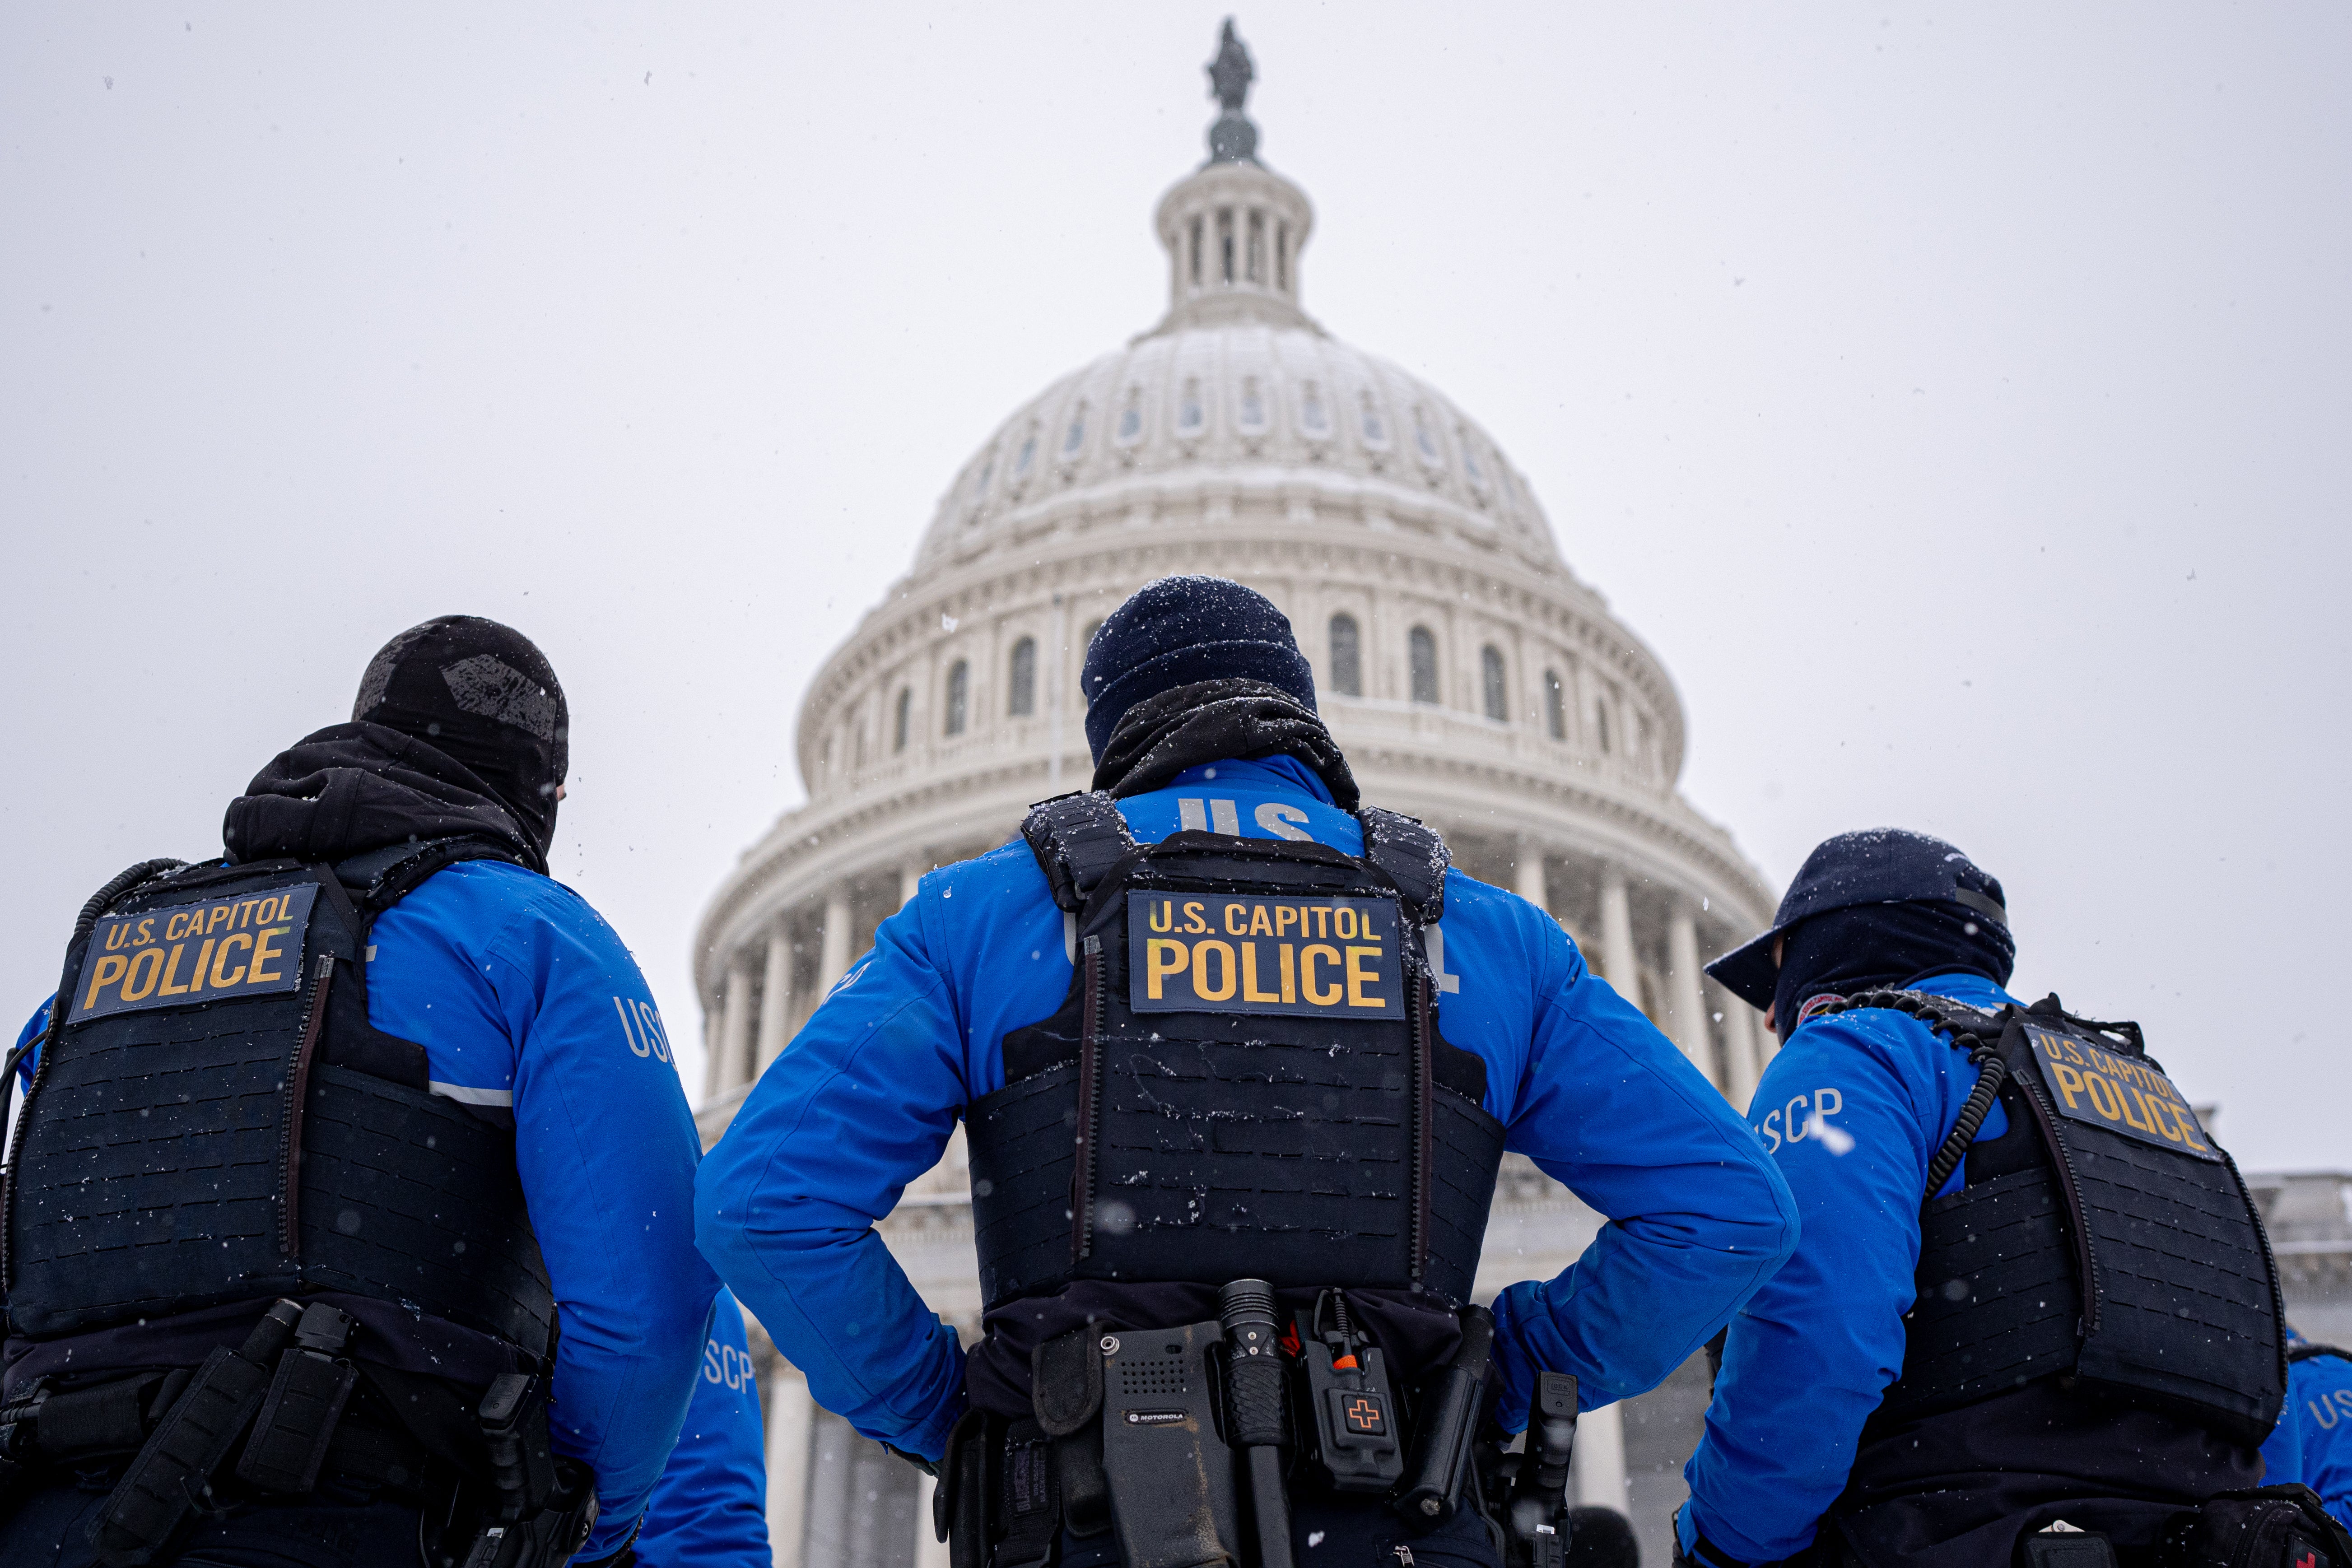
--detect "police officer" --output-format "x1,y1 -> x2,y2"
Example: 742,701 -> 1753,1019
696,576 -> 1798,1568
0,617 -> 715,1568
2262,1326 -> 2352,1533
633,1288 -> 772,1568
1678,829 -> 2310,1567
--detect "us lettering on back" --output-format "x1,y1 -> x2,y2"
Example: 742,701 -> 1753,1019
69,883 -> 318,1024
1126,891 -> 1402,1019
2022,1022 -> 2221,1162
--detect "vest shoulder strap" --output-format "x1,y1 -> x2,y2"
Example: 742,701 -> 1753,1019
1356,806 -> 1448,925
334,837 -> 536,920
72,859 -> 195,943
2290,1343 -> 2352,1366
1818,987 -> 2010,1043
1020,794 -> 1140,913
1814,989 -> 2014,1199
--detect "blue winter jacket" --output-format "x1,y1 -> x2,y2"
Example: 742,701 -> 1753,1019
1679,971 -> 2019,1564
2261,1326 -> 2352,1532
635,1288 -> 771,1568
15,860 -> 716,1561
695,754 -> 1800,1461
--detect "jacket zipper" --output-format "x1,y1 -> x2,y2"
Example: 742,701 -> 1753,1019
277,953 -> 337,1259
1071,935 -> 1104,1263
1408,970 -> 1432,1283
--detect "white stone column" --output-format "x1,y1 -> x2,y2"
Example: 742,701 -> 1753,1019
718,962 -> 755,1098
1573,1402 -> 1629,1513
915,1473 -> 950,1568
1514,838 -> 1548,915
1716,982 -> 1762,1112
763,1363 -> 816,1568
1048,591 -> 1069,792
701,1001 -> 725,1102
1666,905 -> 1719,1087
900,857 -> 926,910
755,921 -> 794,1073
1597,874 -> 1641,1009
818,887 -> 853,993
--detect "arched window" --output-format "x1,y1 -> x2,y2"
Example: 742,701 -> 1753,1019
893,688 -> 911,753
1238,377 -> 1266,431
1062,402 -> 1088,457
945,661 -> 969,737
1543,670 -> 1565,740
1360,391 -> 1388,448
1460,429 -> 1486,487
1008,637 -> 1037,717
1481,646 -> 1508,721
1177,380 -> 1205,436
1408,627 -> 1439,705
1328,614 -> 1361,697
1300,381 -> 1329,436
1594,700 -> 1611,754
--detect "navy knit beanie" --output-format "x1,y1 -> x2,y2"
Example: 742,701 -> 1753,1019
1081,577 -> 1317,761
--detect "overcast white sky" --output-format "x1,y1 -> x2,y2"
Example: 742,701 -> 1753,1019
5,5 -> 2347,1164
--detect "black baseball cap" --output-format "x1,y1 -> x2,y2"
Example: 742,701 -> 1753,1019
1706,828 -> 2009,1010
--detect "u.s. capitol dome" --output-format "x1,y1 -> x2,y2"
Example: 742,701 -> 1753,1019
693,30 -> 1777,1566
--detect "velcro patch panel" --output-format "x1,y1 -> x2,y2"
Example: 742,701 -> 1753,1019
1126,891 -> 1403,1019
69,883 -> 318,1024
2021,1021 -> 2220,1162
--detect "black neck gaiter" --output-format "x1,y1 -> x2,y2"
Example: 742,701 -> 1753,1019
1773,900 -> 2017,1035
1092,678 -> 1359,807
223,721 -> 546,872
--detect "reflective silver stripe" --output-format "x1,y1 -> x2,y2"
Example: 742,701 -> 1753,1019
428,1081 -> 514,1107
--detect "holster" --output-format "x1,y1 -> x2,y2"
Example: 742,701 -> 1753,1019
940,1408 -> 994,1568
453,1464 -> 599,1568
938,1410 -> 1090,1568
455,1373 -> 599,1568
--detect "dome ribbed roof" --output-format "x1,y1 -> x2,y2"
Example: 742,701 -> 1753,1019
913,154 -> 1564,578
914,325 -> 1564,576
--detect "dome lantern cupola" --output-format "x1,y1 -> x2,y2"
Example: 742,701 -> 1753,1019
1148,20 -> 1316,336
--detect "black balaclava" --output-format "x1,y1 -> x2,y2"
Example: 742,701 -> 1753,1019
351,617 -> 568,859
1772,900 -> 2016,1036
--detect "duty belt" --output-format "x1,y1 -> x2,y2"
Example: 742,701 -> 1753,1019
934,1286 -> 1581,1568
0,1299 -> 596,1568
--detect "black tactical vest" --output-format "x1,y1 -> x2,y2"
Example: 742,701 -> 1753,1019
5,842 -> 556,1362
1842,990 -> 2284,1448
964,794 -> 1506,1315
